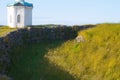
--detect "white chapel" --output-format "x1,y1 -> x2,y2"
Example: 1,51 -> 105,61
7,0 -> 33,28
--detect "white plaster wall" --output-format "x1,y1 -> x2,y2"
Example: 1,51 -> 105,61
7,6 -> 25,28
25,7 -> 32,26
7,6 -> 32,28
15,6 -> 25,28
7,6 -> 15,28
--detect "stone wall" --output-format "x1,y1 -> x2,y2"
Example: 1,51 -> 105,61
0,25 -> 95,77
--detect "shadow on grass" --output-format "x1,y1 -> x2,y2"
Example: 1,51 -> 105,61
8,40 -> 75,80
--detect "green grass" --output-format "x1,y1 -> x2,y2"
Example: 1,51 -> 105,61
8,40 -> 74,80
0,26 -> 17,37
46,24 -> 120,80
7,23 -> 120,80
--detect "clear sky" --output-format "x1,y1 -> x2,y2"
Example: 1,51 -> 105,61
0,0 -> 120,25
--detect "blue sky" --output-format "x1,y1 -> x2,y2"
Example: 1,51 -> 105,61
0,0 -> 120,25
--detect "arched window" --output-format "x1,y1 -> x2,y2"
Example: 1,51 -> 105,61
10,15 -> 12,23
17,15 -> 20,23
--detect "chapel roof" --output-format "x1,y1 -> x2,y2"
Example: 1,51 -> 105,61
7,1 -> 33,7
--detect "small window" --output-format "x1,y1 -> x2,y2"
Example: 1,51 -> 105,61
10,15 -> 12,23
17,15 -> 20,23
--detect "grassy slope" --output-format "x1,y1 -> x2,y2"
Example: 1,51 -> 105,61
7,24 -> 120,80
8,40 -> 74,80
0,26 -> 17,37
46,24 -> 120,80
